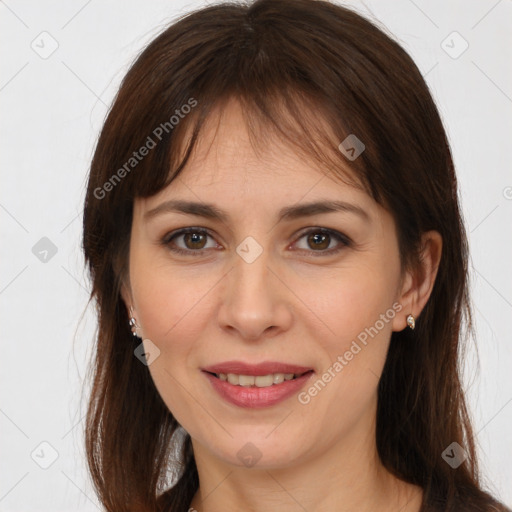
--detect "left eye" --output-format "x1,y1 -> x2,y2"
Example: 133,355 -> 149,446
161,227 -> 350,257
293,228 -> 351,255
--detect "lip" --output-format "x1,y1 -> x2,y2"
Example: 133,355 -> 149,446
201,360 -> 314,376
203,370 -> 315,408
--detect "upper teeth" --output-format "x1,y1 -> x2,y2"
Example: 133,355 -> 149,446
217,373 -> 297,387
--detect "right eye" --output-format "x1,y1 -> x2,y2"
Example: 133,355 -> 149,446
161,227 -> 220,256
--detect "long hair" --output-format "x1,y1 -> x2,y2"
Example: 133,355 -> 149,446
81,1 -> 508,510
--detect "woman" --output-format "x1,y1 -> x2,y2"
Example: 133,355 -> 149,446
81,0 -> 510,510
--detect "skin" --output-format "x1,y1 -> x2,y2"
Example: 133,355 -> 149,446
121,98 -> 442,512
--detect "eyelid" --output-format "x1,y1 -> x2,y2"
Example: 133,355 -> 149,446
291,227 -> 351,256
294,226 -> 351,245
160,227 -> 219,254
160,226 -> 351,256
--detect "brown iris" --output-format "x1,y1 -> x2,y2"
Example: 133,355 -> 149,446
184,232 -> 207,250
307,232 -> 330,250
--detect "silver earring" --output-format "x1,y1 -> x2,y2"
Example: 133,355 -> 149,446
129,306 -> 141,338
406,314 -> 415,330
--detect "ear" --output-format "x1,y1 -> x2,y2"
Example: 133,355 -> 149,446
392,230 -> 443,331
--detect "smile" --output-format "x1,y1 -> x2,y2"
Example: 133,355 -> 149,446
202,370 -> 315,408
210,371 -> 310,387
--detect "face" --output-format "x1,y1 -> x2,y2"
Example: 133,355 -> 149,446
123,99 -> 411,470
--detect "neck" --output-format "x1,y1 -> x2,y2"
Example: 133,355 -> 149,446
187,410 -> 422,512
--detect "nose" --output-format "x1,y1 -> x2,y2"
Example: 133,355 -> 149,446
216,246 -> 293,342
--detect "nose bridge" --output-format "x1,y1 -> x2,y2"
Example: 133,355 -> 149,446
217,236 -> 291,339
231,236 -> 273,304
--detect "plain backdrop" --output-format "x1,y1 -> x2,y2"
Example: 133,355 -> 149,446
1,0 -> 511,510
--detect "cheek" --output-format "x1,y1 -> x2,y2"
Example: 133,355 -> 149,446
295,261 -> 400,413
128,254 -> 214,424
295,269 -> 397,423
299,260 -> 397,343
129,246 -> 219,346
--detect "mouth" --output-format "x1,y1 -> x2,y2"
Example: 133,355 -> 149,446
202,368 -> 315,408
204,369 -> 314,388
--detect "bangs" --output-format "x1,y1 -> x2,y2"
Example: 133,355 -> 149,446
99,1 -> 406,209
127,87 -> 372,205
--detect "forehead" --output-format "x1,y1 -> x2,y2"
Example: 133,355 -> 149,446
166,97 -> 365,193
132,96 -> 381,227
131,94 -> 394,238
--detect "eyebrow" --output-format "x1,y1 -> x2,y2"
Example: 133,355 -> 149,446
144,199 -> 370,223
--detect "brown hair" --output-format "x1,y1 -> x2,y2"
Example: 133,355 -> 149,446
81,1 -> 509,511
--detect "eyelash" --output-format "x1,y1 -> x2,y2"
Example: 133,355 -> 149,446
160,227 -> 351,257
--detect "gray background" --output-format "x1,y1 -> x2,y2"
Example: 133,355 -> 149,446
1,0 -> 511,510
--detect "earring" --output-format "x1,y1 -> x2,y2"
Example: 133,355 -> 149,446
406,314 -> 415,330
129,306 -> 141,338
